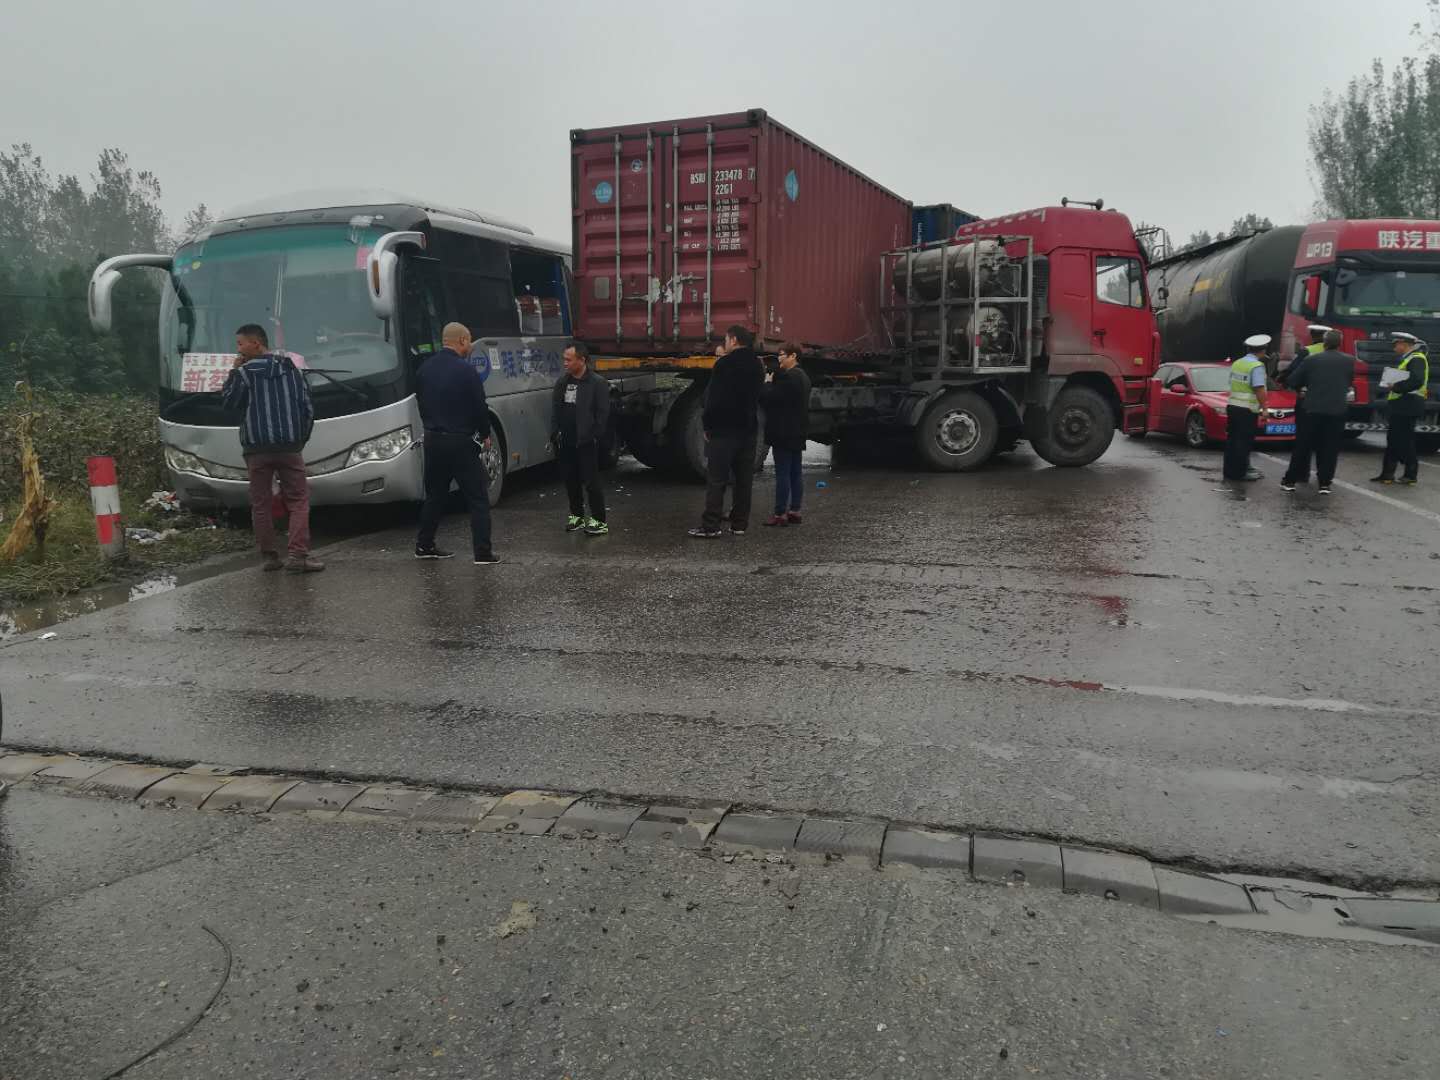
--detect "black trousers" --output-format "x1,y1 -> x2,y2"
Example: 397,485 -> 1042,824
702,431 -> 757,530
1223,406 -> 1258,479
561,439 -> 606,522
1285,413 -> 1345,487
1382,413 -> 1420,480
1286,407 -> 1313,481
416,433 -> 492,557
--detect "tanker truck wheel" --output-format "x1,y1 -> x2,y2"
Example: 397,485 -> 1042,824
1032,386 -> 1115,467
915,390 -> 998,471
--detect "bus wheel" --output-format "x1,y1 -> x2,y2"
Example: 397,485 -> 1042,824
482,427 -> 506,507
1032,386 -> 1115,467
915,390 -> 998,471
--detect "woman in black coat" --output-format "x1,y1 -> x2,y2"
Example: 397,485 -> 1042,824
761,342 -> 812,526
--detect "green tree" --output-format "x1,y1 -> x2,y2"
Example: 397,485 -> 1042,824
0,145 -> 181,394
1309,44 -> 1440,219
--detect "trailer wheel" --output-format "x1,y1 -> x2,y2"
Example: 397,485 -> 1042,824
1032,386 -> 1115,467
915,391 -> 998,471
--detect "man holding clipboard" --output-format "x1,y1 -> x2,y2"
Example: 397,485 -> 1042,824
1373,333 -> 1430,486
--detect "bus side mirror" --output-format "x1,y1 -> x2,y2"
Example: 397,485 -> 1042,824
88,253 -> 173,332
366,231 -> 427,320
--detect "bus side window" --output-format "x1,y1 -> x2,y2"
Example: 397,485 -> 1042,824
399,257 -> 444,360
445,270 -> 519,340
510,249 -> 570,336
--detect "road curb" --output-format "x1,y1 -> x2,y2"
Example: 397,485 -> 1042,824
2,749 -> 1434,944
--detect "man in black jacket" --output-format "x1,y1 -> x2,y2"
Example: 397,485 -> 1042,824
414,322 -> 498,564
761,341 -> 812,526
690,325 -> 765,538
1282,329 -> 1353,494
552,342 -> 610,536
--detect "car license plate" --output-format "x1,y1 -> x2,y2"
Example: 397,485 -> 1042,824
1266,423 -> 1296,435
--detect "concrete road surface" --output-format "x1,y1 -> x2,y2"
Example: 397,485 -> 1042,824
3,437 -> 1436,887
2,785 -> 1435,1080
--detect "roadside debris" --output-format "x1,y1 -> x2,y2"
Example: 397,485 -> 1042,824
126,527 -> 181,545
493,900 -> 537,938
142,491 -> 181,513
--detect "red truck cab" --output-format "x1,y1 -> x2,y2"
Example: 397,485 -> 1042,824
954,206 -> 1159,435
1284,219 -> 1440,439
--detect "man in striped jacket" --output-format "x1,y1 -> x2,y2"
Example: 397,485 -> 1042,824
221,324 -> 323,573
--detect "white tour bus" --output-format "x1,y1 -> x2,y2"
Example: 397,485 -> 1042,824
89,190 -> 640,508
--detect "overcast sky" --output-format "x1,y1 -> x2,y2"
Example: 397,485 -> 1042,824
1,0 -> 1429,246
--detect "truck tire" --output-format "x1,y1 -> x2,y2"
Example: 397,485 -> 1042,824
1032,386 -> 1115,467
914,390 -> 999,471
671,394 -> 768,480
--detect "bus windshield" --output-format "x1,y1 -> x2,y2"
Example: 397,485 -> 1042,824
160,223 -> 394,391
1334,268 -> 1440,317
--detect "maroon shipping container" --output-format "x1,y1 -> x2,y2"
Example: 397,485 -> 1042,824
571,109 -> 911,356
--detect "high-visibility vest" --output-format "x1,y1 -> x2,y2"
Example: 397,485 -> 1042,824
1229,355 -> 1264,411
1387,349 -> 1430,401
1305,342 -> 1325,356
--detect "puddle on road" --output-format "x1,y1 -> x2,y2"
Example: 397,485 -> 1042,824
0,556 -> 251,643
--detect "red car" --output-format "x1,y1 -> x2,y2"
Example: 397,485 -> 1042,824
1143,361 -> 1298,448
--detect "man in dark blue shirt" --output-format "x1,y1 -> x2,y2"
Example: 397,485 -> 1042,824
414,322 -> 498,564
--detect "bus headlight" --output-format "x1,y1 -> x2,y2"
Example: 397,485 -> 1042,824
165,446 -> 207,476
346,426 -> 413,467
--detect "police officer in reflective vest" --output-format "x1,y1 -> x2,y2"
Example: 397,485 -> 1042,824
1372,332 -> 1430,485
1281,324 -> 1332,484
1224,334 -> 1274,481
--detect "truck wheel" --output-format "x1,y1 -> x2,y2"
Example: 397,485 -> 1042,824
597,421 -> 621,470
669,394 -> 768,480
1032,386 -> 1116,467
915,390 -> 998,471
1184,411 -> 1209,449
481,426 -> 506,507
671,393 -> 708,480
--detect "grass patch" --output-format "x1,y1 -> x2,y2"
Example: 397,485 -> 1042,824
0,493 -> 252,608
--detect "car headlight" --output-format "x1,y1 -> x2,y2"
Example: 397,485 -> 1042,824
165,446 -> 207,476
345,426 -> 413,467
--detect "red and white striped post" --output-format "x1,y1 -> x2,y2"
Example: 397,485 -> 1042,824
86,456 -> 125,560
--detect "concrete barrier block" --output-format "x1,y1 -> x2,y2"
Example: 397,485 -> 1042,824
474,790 -> 581,835
794,818 -> 886,866
200,775 -> 300,813
556,799 -> 648,839
272,782 -> 366,818
711,812 -> 803,855
77,764 -> 180,799
972,835 -> 1064,889
627,803 -> 729,848
1154,868 -> 1256,916
881,827 -> 972,870
1062,847 -> 1159,908
412,793 -> 500,829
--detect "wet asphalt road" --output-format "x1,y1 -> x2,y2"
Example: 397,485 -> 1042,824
3,786 -> 1435,1080
2,436 -> 1437,887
